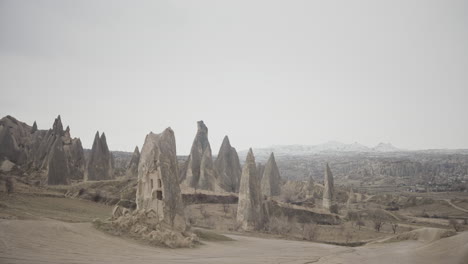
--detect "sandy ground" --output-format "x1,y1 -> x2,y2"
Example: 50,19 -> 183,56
1,219 -> 467,264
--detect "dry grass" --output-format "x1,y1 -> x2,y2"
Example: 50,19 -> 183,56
0,192 -> 112,222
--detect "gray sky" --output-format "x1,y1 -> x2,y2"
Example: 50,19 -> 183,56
1,0 -> 467,154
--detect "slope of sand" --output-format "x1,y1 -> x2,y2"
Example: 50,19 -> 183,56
1,219 -> 467,264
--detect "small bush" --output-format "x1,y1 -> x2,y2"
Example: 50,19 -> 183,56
92,191 -> 102,202
329,204 -> 339,214
373,220 -> 384,232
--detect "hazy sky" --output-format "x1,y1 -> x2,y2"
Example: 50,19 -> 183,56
1,0 -> 467,154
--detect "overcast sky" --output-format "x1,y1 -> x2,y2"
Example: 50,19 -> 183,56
1,0 -> 467,154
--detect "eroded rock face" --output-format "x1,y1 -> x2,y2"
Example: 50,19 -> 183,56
126,146 -> 140,178
136,128 -> 186,231
257,163 -> 265,182
47,139 -> 70,185
261,153 -> 281,197
237,149 -> 267,231
86,132 -> 114,181
0,116 -> 32,164
323,163 -> 334,210
0,115 -> 85,184
214,136 -> 242,192
181,121 -> 217,191
198,144 -> 217,191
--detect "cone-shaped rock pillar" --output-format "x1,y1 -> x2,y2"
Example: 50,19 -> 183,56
136,128 -> 186,231
214,136 -> 242,192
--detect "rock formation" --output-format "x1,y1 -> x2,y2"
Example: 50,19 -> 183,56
261,152 -> 281,197
323,163 -> 334,210
237,149 -> 266,231
257,163 -> 265,181
136,128 -> 186,231
180,121 -> 217,191
126,146 -> 140,178
0,116 -> 33,164
86,131 -> 114,181
198,144 -> 217,191
31,121 -> 37,134
0,115 -> 85,184
47,138 -> 70,185
214,136 -> 242,192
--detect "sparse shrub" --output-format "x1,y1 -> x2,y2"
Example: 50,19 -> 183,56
78,188 -> 86,196
330,204 -> 339,214
346,210 -> 360,223
92,191 -> 102,202
200,205 -> 209,219
280,186 -> 296,203
5,177 -> 14,194
391,223 -> 398,234
464,219 -> 468,225
449,219 -> 462,232
302,223 -> 318,241
268,216 -> 292,235
187,216 -> 196,226
356,219 -> 365,230
222,203 -> 229,217
373,220 -> 384,232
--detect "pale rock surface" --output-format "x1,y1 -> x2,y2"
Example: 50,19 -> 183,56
214,136 -> 242,192
126,146 -> 140,178
237,149 -> 267,231
136,128 -> 186,231
260,152 -> 282,197
322,163 -> 335,210
181,121 -> 217,191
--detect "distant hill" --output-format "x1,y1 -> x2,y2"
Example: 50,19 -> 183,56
239,141 -> 403,159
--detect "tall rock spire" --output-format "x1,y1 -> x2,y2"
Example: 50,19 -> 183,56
126,146 -> 140,178
31,121 -> 38,134
214,135 -> 242,192
181,121 -> 217,191
322,163 -> 335,210
237,148 -> 266,230
86,131 -> 114,181
136,128 -> 186,231
52,115 -> 64,136
47,138 -> 70,185
261,152 -> 282,197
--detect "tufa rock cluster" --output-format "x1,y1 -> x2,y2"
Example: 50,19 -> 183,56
86,131 -> 114,181
0,115 -> 85,185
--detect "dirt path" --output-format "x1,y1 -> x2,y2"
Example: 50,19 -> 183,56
1,219 -> 467,264
443,199 -> 468,213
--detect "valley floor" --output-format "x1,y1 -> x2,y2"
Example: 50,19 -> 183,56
1,218 -> 467,264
